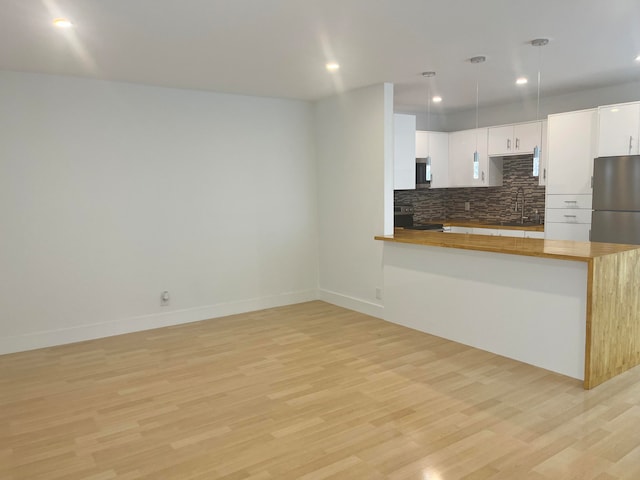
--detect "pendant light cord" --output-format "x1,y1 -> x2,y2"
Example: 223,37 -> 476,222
536,45 -> 542,121
475,65 -> 479,151
427,81 -> 431,132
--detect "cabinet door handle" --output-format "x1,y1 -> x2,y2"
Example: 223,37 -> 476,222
482,171 -> 485,182
564,200 -> 578,204
543,168 -> 546,179
515,138 -> 520,150
507,139 -> 511,150
564,215 -> 577,218
630,136 -> 634,154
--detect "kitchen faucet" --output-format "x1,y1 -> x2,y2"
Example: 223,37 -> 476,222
515,187 -> 526,224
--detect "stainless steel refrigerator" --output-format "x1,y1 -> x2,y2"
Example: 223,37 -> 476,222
591,154 -> 640,244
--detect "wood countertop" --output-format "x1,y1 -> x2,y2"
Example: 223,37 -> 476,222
439,220 -> 545,232
375,229 -> 640,262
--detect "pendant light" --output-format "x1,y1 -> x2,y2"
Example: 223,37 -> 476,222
531,38 -> 548,177
422,71 -> 436,181
470,56 -> 486,181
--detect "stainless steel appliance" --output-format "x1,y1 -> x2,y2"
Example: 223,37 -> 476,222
591,154 -> 640,244
415,158 -> 430,189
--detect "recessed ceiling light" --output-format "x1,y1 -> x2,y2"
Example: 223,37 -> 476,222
53,18 -> 73,28
636,55 -> 640,62
516,77 -> 528,85
432,96 -> 442,103
326,63 -> 340,72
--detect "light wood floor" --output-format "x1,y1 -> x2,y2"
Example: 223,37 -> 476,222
2,301 -> 640,480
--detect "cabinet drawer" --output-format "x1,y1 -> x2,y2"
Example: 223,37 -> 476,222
544,223 -> 591,242
545,209 -> 592,224
546,194 -> 592,209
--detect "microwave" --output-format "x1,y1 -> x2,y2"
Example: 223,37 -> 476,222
416,158 -> 431,189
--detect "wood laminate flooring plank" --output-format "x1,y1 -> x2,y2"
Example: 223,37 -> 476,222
2,301 -> 640,479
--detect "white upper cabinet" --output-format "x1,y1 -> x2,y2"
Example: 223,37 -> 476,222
416,131 -> 449,188
448,128 -> 501,187
487,121 -> 542,156
546,109 -> 597,195
545,109 -> 595,243
393,114 -> 416,190
487,125 -> 513,156
415,130 -> 429,158
597,102 -> 640,157
538,120 -> 548,186
429,132 -> 449,189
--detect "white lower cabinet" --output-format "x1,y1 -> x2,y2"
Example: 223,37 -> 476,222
449,226 -> 474,234
448,226 -> 543,238
544,223 -> 591,242
473,228 -> 499,236
545,194 -> 592,241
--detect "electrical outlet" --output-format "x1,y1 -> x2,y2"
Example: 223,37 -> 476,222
375,287 -> 382,300
160,291 -> 170,306
465,201 -> 470,211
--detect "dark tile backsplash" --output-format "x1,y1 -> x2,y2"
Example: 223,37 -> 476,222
395,155 -> 545,224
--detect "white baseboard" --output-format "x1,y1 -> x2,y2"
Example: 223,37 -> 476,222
318,289 -> 384,319
0,290 -> 319,355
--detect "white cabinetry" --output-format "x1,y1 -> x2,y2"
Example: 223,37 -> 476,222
545,223 -> 592,242
416,131 -> 449,188
546,109 -> 597,195
488,121 -> 542,156
448,128 -> 502,187
538,120 -> 548,186
449,226 -> 473,234
597,102 -> 640,157
394,114 -> 416,190
545,109 -> 597,242
448,226 -> 544,238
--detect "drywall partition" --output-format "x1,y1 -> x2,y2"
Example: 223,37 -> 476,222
314,83 -> 393,317
0,71 -> 318,354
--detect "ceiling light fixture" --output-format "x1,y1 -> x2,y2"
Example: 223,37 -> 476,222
636,55 -> 640,62
326,63 -> 340,72
531,38 -> 548,177
432,96 -> 442,103
52,18 -> 73,28
516,77 -> 528,85
470,55 -> 486,181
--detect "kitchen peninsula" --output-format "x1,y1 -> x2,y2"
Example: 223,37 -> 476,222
375,230 -> 640,389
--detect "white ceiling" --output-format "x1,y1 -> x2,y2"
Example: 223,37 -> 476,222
2,0 -> 639,113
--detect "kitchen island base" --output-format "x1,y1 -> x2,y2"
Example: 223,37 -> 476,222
376,231 -> 640,389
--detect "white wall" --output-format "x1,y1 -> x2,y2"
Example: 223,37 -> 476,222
315,83 -> 393,317
382,243 -> 588,380
0,71 -> 318,354
399,79 -> 640,132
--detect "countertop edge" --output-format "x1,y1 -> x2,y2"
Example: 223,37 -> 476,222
374,231 -> 640,262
